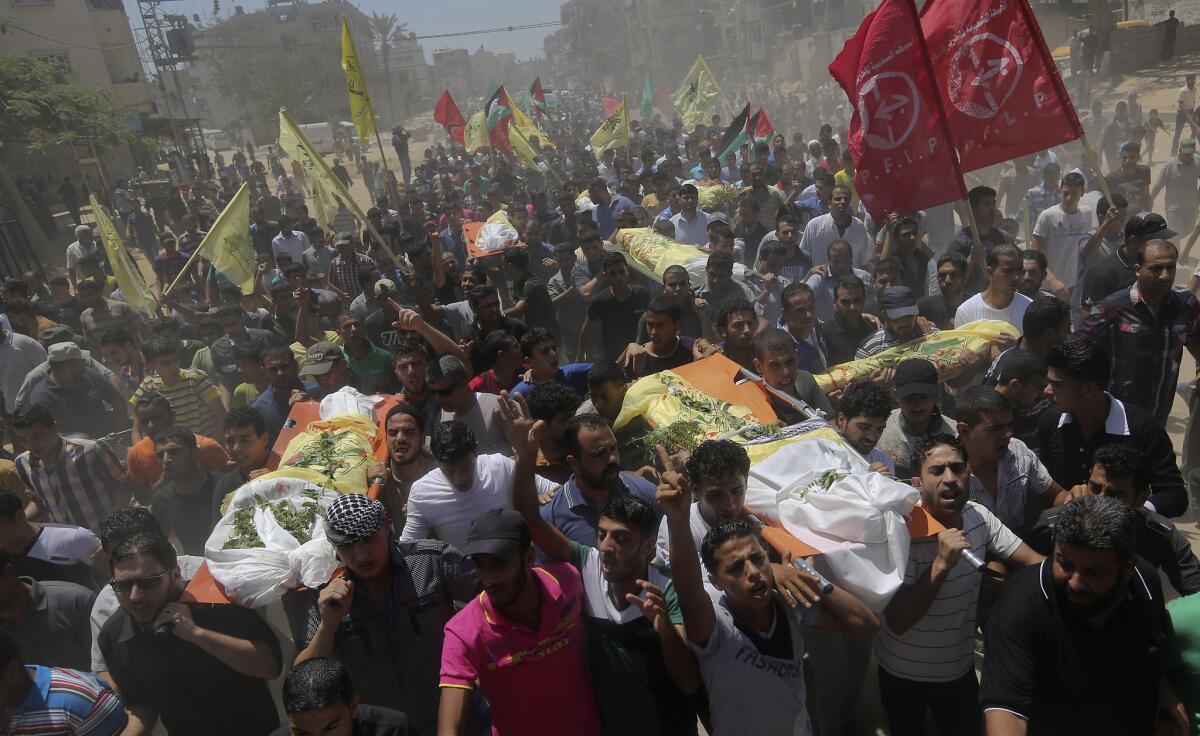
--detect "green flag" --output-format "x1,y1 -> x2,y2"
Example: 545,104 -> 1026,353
641,70 -> 653,120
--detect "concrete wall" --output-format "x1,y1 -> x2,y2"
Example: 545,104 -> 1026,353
1108,22 -> 1200,73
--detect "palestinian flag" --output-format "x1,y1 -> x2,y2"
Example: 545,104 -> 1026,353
485,85 -> 513,154
531,77 -> 547,118
753,106 -> 775,145
716,103 -> 752,161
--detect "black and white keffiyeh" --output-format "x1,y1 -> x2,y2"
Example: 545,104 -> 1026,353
324,493 -> 385,546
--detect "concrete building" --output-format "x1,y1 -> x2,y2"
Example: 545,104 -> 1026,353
1,0 -> 157,194
385,32 -> 432,120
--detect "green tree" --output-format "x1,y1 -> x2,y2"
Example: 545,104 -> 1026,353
368,12 -> 407,122
0,55 -> 135,153
200,20 -> 343,133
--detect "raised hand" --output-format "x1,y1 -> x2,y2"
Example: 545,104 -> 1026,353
317,575 -> 354,626
625,579 -> 673,632
498,391 -> 542,460
655,444 -> 692,522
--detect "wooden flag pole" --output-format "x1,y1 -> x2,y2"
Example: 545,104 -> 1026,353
1079,136 -> 1116,209
373,127 -> 392,176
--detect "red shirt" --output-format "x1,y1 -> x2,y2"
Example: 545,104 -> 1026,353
440,563 -> 601,736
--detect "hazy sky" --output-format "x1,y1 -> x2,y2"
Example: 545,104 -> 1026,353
122,0 -> 563,61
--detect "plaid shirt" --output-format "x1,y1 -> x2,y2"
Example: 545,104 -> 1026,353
328,251 -> 376,296
855,325 -> 940,359
1077,284 -> 1200,422
16,436 -> 129,532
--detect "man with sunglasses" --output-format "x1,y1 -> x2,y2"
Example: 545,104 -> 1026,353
97,532 -> 281,735
296,493 -> 479,736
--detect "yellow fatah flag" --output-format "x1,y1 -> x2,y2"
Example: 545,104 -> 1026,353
671,55 -> 722,128
89,195 -> 156,315
509,124 -> 542,170
503,88 -> 554,151
340,18 -> 376,147
464,110 -> 489,153
277,108 -> 388,254
192,183 -> 256,294
590,97 -> 629,157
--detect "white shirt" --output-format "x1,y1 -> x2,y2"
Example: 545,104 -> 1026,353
801,214 -> 870,269
0,331 -> 47,414
400,453 -> 558,551
1033,204 -> 1093,288
875,502 -> 1021,682
670,210 -> 711,245
1181,84 -> 1197,112
953,291 -> 1032,333
65,240 -> 100,272
271,230 -> 311,264
25,523 -> 100,566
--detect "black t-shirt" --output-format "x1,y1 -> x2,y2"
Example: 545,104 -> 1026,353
366,310 -> 402,351
980,558 -> 1169,734
917,293 -> 958,330
99,601 -> 282,736
38,298 -> 85,331
150,472 -> 221,556
823,312 -> 877,366
633,336 -> 695,378
1082,250 -> 1136,311
587,285 -> 650,362
269,704 -> 415,736
513,274 -> 560,334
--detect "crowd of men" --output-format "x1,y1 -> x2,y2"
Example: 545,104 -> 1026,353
9,77 -> 1200,735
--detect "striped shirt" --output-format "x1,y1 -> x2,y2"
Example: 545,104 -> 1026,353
130,369 -> 222,439
328,251 -> 376,296
17,437 -> 128,533
10,665 -> 127,734
875,502 -> 1021,682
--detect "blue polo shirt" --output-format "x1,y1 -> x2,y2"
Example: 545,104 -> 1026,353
593,195 -> 636,239
540,472 -> 661,547
252,380 -> 319,439
510,363 -> 592,400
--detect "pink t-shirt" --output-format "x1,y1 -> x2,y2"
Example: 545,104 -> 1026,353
439,562 -> 601,736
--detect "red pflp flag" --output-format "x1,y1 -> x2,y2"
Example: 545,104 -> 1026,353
603,96 -> 622,118
434,90 -> 466,145
829,0 -> 966,223
920,0 -> 1083,172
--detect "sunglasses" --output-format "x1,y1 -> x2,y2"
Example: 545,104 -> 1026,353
109,568 -> 172,595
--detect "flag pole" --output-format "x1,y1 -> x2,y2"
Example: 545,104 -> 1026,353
1079,136 -> 1116,209
161,182 -> 251,300
374,126 -> 392,177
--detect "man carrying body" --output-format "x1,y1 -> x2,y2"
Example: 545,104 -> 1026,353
99,532 -> 282,735
953,244 -> 1032,331
401,420 -> 556,550
877,359 -> 959,480
751,329 -> 833,424
148,428 -> 221,556
876,434 -> 1042,736
658,444 -> 878,735
835,381 -> 896,473
296,493 -> 478,736
857,287 -> 937,359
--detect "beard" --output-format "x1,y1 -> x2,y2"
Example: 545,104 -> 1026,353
1056,575 -> 1128,620
579,463 -> 621,490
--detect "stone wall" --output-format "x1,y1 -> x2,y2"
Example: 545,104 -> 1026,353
1108,22 -> 1200,73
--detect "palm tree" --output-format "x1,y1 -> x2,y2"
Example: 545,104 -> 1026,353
368,12 -> 408,123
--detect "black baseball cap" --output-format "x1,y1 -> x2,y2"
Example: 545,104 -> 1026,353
1125,212 -> 1177,240
463,508 -> 530,557
879,286 -> 918,318
894,359 -> 939,398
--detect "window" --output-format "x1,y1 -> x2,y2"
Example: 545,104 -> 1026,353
87,0 -> 124,9
11,0 -> 54,6
32,52 -> 71,72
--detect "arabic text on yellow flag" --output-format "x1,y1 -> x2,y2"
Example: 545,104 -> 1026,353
671,55 -> 722,128
89,195 -> 156,315
590,97 -> 629,157
340,18 -> 376,146
193,183 -> 256,293
464,110 -> 488,152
